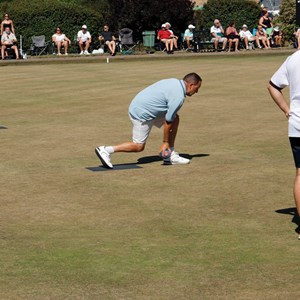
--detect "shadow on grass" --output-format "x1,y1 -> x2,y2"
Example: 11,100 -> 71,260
137,153 -> 209,164
276,207 -> 300,233
87,153 -> 209,172
0,125 -> 8,129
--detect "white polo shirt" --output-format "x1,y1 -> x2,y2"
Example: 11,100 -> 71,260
77,30 -> 91,42
239,30 -> 253,39
270,51 -> 300,137
52,33 -> 66,42
210,26 -> 223,37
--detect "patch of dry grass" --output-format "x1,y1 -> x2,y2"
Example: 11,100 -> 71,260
1,54 -> 299,299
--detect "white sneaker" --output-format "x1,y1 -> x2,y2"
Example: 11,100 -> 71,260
95,146 -> 113,169
80,51 -> 84,55
163,151 -> 190,165
84,50 -> 90,55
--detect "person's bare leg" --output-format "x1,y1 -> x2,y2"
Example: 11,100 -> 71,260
228,40 -> 232,52
222,38 -> 227,50
57,42 -> 62,55
173,38 -> 178,49
255,37 -> 261,48
234,39 -> 239,51
1,46 -> 5,60
214,38 -> 218,50
165,40 -> 170,51
111,41 -> 116,53
294,168 -> 300,217
244,37 -> 249,48
186,37 -> 190,49
168,115 -> 179,148
85,42 -> 90,52
113,142 -> 145,152
64,41 -> 68,54
13,46 -> 19,59
169,39 -> 173,51
79,42 -> 84,52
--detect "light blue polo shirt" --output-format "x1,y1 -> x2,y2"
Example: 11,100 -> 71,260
129,78 -> 186,123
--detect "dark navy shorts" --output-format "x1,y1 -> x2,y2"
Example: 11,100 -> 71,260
289,137 -> 300,168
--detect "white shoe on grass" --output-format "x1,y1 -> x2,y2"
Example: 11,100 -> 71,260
163,151 -> 190,165
95,146 -> 113,169
80,51 -> 84,55
84,50 -> 90,55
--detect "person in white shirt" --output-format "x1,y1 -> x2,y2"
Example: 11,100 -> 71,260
77,24 -> 91,55
52,27 -> 71,56
183,24 -> 195,50
165,22 -> 178,50
210,19 -> 227,51
239,24 -> 260,49
268,50 -> 300,239
1,26 -> 19,59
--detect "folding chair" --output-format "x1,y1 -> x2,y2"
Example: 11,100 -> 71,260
30,35 -> 49,56
119,28 -> 139,54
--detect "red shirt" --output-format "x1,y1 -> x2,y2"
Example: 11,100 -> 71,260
158,29 -> 171,40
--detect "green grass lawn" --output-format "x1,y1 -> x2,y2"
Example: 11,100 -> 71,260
1,53 -> 300,299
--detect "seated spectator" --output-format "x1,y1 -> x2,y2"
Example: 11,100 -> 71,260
294,28 -> 300,49
183,24 -> 195,50
165,22 -> 178,50
52,27 -> 71,56
1,27 -> 19,60
210,19 -> 227,51
239,24 -> 260,50
271,26 -> 283,47
1,13 -> 15,35
225,21 -> 240,52
157,24 -> 173,54
98,25 -> 116,56
256,25 -> 270,48
77,25 -> 91,55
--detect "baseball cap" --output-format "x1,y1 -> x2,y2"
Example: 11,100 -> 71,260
242,24 -> 248,28
188,24 -> 195,29
274,26 -> 279,31
165,22 -> 171,27
161,24 -> 166,28
82,25 -> 87,29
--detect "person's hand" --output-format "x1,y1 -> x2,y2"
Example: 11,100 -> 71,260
159,142 -> 171,157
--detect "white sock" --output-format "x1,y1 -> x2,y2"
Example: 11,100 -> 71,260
105,146 -> 114,154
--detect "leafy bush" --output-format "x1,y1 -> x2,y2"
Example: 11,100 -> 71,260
0,0 -> 105,51
195,0 -> 262,33
275,0 -> 296,43
107,0 -> 195,39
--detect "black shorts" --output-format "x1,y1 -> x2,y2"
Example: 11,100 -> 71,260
289,137 -> 300,168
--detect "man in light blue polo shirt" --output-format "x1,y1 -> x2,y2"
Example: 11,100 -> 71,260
95,73 -> 202,169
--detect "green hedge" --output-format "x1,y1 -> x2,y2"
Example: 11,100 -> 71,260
0,0 -> 105,51
275,0 -> 296,43
195,0 -> 262,33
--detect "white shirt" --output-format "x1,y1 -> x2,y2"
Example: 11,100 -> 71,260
239,30 -> 253,39
52,33 -> 66,42
210,25 -> 223,37
270,51 -> 300,137
1,32 -> 16,44
77,30 -> 91,42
